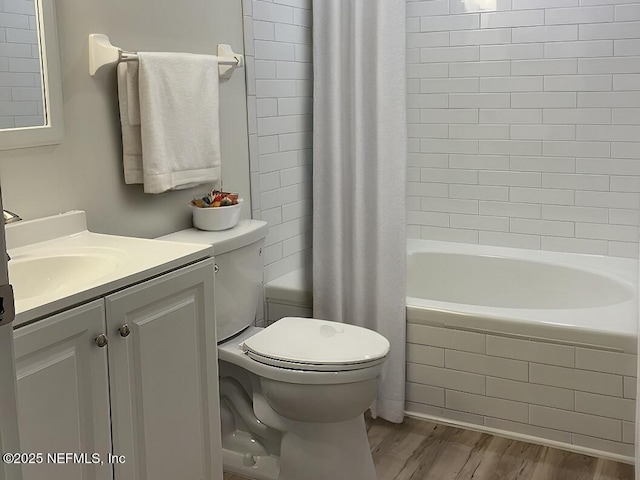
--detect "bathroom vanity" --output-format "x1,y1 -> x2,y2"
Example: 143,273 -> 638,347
8,211 -> 223,480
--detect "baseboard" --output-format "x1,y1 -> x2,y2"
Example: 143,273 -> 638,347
405,409 -> 635,466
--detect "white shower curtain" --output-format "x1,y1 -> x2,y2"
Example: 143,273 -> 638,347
636,251 -> 639,477
312,0 -> 407,423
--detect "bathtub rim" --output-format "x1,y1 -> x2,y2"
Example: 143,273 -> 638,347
407,238 -> 637,285
408,251 -> 636,309
407,302 -> 637,354
406,239 -> 638,354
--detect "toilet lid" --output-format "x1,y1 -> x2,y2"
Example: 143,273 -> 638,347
242,317 -> 390,372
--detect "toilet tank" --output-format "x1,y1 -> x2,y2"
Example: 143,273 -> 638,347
158,220 -> 268,342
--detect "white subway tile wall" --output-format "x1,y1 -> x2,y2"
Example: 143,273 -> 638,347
406,321 -> 637,459
407,0 -> 640,257
243,0 -> 312,283
0,0 -> 44,128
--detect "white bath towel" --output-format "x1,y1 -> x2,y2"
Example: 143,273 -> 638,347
136,52 -> 221,193
116,62 -> 143,184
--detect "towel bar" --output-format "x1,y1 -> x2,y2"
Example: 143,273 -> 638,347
88,34 -> 244,77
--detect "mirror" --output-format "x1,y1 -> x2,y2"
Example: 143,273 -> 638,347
0,0 -> 64,150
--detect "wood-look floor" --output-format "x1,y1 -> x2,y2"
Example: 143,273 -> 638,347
223,416 -> 634,480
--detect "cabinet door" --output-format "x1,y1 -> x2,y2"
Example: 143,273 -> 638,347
13,300 -> 112,480
106,260 -> 222,480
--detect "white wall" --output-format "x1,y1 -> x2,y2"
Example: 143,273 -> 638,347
0,0 -> 45,128
407,0 -> 640,258
0,0 -> 250,239
243,0 -> 313,283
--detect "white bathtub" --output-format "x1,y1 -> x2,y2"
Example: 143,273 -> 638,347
407,239 -> 638,353
405,239 -> 638,460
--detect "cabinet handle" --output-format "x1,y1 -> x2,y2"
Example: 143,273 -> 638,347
214,264 -> 219,273
119,324 -> 131,337
95,334 -> 109,348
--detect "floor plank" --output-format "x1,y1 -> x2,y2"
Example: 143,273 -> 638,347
594,457 -> 635,480
223,416 -> 634,480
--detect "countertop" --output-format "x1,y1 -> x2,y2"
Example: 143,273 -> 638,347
8,211 -> 213,327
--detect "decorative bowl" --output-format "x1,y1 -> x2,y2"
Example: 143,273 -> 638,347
190,199 -> 243,231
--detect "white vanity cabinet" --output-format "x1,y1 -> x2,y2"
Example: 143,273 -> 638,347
106,259 -> 222,480
13,300 -> 112,480
13,259 -> 222,480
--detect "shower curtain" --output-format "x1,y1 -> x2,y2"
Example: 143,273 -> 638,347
637,252 -> 639,477
312,0 -> 407,423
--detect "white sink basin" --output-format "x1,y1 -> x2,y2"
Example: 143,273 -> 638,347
9,250 -> 125,301
5,210 -> 213,326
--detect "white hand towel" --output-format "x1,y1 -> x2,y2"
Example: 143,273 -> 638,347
116,62 -> 143,184
137,52 -> 222,194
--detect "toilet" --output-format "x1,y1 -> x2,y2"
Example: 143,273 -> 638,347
160,220 -> 389,480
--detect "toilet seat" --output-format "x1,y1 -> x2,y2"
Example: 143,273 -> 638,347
242,317 -> 390,372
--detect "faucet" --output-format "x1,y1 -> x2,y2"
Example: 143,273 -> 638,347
3,210 -> 21,225
3,211 -> 21,262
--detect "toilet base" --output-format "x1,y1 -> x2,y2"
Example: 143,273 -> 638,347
222,415 -> 377,480
278,415 -> 376,480
222,447 -> 280,480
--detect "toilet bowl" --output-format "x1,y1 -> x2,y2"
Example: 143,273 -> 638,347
160,221 -> 389,480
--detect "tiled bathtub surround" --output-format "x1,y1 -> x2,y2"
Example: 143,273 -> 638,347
243,0 -> 313,283
405,319 -> 637,460
0,0 -> 44,128
406,0 -> 640,257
